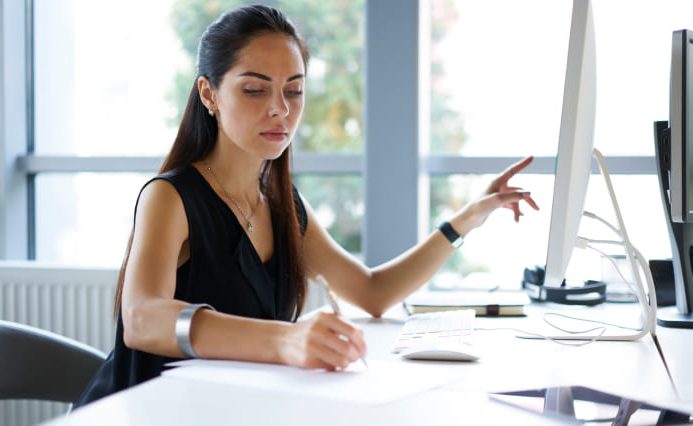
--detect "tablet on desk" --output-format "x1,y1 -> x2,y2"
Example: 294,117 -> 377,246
489,385 -> 693,425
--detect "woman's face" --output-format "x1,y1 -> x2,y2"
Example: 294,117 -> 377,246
204,32 -> 306,160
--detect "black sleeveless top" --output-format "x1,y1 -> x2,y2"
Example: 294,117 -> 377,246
75,165 -> 307,407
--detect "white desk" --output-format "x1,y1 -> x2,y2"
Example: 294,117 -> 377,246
651,318 -> 693,401
47,302 -> 693,425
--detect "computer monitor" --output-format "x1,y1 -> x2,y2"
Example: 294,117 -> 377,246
523,1 -> 658,333
654,29 -> 693,327
543,0 -> 597,289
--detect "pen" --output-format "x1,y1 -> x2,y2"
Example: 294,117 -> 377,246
315,274 -> 368,368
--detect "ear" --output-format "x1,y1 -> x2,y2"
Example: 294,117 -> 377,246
197,76 -> 216,111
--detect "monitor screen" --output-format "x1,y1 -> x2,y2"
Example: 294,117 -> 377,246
543,0 -> 597,288
670,29 -> 693,223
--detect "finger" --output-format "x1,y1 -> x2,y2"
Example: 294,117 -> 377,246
310,347 -> 343,371
493,191 -> 527,208
314,313 -> 367,357
305,321 -> 354,370
501,203 -> 524,213
322,315 -> 367,355
321,329 -> 361,362
489,157 -> 533,192
306,357 -> 336,371
499,156 -> 534,182
515,204 -> 525,223
502,191 -> 536,209
523,193 -> 540,210
315,342 -> 353,370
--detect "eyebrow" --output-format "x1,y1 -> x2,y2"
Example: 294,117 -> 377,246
238,71 -> 304,82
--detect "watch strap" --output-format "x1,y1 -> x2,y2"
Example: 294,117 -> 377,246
438,221 -> 464,249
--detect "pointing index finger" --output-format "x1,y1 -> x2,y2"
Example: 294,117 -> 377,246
500,156 -> 534,181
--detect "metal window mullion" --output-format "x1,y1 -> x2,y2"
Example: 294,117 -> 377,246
18,154 -> 365,174
0,0 -> 30,260
364,0 -> 421,267
25,0 -> 34,154
19,154 -> 657,177
27,173 -> 35,259
25,0 -> 35,259
422,155 -> 657,175
20,154 -> 656,176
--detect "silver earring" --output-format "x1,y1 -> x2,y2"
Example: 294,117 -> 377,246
208,109 -> 214,117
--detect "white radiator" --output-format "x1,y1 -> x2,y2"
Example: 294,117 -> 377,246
0,261 -> 118,426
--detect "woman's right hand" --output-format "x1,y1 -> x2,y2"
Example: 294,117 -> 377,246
453,156 -> 539,232
278,312 -> 367,371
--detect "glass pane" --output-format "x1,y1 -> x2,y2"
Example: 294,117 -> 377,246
35,173 -> 151,266
294,175 -> 363,256
430,0 -> 693,156
34,0 -> 183,156
591,0 -> 693,156
430,174 -> 670,289
36,173 -> 362,264
35,0 -> 364,156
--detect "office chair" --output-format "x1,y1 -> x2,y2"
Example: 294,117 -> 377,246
0,320 -> 106,404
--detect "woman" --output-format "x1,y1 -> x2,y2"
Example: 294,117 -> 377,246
76,4 -> 537,406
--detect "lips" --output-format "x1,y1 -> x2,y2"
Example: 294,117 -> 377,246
260,128 -> 289,142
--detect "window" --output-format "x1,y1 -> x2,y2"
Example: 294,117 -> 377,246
6,0 -> 688,283
31,0 -> 365,265
35,173 -> 150,265
428,0 -> 693,284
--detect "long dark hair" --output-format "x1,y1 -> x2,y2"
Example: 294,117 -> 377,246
114,5 -> 310,319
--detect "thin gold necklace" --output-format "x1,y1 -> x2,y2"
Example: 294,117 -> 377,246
204,162 -> 262,233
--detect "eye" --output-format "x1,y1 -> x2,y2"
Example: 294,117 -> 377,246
242,88 -> 265,96
285,89 -> 303,97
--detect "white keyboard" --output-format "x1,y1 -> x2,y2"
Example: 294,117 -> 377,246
392,309 -> 476,354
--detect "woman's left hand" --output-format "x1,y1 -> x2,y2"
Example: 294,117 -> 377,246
454,156 -> 540,231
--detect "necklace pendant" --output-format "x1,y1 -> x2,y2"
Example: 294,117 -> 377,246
247,222 -> 254,233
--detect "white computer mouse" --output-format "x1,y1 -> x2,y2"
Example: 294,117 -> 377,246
400,345 -> 480,362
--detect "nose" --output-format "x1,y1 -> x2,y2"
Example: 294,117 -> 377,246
268,92 -> 290,118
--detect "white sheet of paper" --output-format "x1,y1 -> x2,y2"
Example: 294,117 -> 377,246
163,359 -> 466,404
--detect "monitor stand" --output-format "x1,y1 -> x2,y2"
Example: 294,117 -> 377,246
589,148 -> 657,339
657,306 -> 693,328
521,148 -> 657,341
654,121 -> 693,328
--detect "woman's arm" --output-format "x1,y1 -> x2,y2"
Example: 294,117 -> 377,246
302,157 -> 539,317
120,179 -> 188,356
121,180 -> 365,370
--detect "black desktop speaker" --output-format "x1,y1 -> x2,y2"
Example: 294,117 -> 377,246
522,265 -> 606,306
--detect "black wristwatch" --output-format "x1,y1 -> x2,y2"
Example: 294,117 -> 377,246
438,221 -> 464,249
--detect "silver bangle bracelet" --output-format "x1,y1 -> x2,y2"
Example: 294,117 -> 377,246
175,303 -> 215,359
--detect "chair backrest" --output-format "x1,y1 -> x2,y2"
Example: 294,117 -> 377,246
0,320 -> 106,403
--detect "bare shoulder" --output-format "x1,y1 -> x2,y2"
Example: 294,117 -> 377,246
124,179 -> 189,308
134,178 -> 188,241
